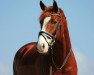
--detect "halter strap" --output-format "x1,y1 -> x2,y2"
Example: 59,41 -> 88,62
47,13 -> 61,18
39,31 -> 56,47
39,31 -> 55,40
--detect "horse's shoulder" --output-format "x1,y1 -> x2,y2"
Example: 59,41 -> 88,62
19,42 -> 37,55
14,42 -> 38,62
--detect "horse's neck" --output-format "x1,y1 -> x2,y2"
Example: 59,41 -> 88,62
52,22 -> 71,68
52,39 -> 67,67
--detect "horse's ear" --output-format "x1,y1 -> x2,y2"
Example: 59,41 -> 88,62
40,1 -> 47,11
53,0 -> 58,12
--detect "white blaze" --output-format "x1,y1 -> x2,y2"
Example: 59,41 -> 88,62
41,17 -> 51,31
37,17 -> 52,53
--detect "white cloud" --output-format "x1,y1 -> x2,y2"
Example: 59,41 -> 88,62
74,49 -> 94,75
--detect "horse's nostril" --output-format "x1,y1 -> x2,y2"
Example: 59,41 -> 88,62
41,43 -> 45,49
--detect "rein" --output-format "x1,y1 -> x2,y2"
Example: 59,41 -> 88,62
38,13 -> 71,74
50,48 -> 71,75
51,48 -> 71,70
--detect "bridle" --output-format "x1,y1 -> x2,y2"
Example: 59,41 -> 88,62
38,13 -> 71,74
39,13 -> 61,48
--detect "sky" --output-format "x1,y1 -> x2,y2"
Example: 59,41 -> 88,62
0,0 -> 94,75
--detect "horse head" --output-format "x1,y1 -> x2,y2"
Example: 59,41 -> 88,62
37,0 -> 66,54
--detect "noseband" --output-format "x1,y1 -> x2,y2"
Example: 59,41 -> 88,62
39,13 -> 61,48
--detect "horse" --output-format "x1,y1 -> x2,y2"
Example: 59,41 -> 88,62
13,1 -> 77,75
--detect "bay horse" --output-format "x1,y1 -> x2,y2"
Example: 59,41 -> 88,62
13,1 -> 77,75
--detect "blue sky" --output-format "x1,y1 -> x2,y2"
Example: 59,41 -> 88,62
0,0 -> 94,75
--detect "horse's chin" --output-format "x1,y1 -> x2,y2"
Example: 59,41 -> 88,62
37,50 -> 48,54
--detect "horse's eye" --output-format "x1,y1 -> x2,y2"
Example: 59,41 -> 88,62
52,20 -> 57,24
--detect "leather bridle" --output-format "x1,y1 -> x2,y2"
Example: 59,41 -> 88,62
38,13 -> 61,48
38,13 -> 71,74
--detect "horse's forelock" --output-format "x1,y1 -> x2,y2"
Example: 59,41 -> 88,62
39,7 -> 65,21
39,6 -> 53,21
